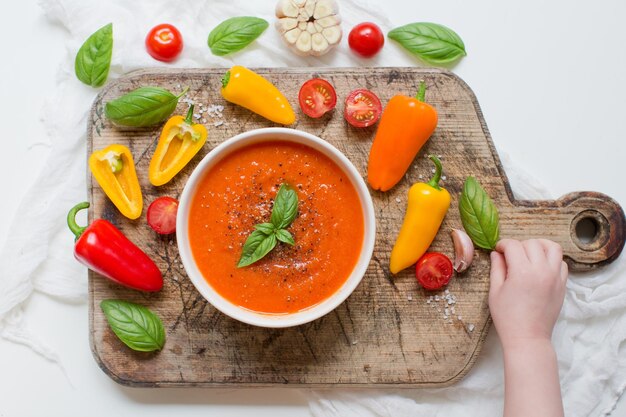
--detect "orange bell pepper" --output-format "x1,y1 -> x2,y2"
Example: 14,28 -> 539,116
367,81 -> 438,192
89,144 -> 143,220
149,104 -> 208,186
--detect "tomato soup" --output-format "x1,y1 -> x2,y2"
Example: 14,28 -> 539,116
188,141 -> 364,314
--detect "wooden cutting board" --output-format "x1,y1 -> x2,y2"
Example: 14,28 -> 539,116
87,67 -> 625,387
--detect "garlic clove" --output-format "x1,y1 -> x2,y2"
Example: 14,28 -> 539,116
276,0 -> 300,18
311,32 -> 329,55
296,30 -> 312,53
313,0 -> 338,19
321,26 -> 341,45
276,17 -> 298,34
451,229 -> 475,273
316,15 -> 341,28
283,28 -> 302,44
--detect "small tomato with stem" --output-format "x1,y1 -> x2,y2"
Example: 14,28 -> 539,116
146,24 -> 183,62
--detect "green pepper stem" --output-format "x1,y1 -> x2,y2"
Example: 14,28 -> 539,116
184,104 -> 195,125
426,155 -> 443,190
67,201 -> 90,240
221,71 -> 231,89
416,81 -> 426,102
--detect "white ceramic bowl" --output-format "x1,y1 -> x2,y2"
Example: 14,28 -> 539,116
177,127 -> 376,328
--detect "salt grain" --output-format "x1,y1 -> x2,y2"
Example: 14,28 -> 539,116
467,324 -> 475,332
395,197 -> 401,203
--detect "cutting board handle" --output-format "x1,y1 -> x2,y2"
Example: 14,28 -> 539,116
505,192 -> 625,272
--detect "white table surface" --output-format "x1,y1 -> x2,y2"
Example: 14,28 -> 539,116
1,1 -> 625,416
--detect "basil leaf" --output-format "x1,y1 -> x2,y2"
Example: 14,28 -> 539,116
459,176 -> 500,250
237,230 -> 277,268
388,22 -> 466,65
105,86 -> 188,127
208,17 -> 269,56
75,23 -> 113,87
100,300 -> 165,352
270,184 -> 298,229
275,229 -> 295,246
254,222 -> 276,234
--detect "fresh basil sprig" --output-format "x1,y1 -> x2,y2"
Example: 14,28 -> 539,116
208,17 -> 269,56
75,23 -> 113,87
388,22 -> 466,65
459,176 -> 500,250
100,300 -> 165,352
105,86 -> 188,127
238,184 -> 298,267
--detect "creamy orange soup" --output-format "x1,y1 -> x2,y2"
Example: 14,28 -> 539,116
188,141 -> 364,314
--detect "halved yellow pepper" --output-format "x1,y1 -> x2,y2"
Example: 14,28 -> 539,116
221,65 -> 296,125
89,144 -> 143,220
149,104 -> 208,186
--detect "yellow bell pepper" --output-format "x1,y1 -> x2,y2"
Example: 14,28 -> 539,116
149,104 -> 208,186
89,144 -> 143,220
221,65 -> 296,125
390,155 -> 450,274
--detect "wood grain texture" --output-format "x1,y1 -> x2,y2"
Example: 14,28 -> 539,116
87,67 -> 625,387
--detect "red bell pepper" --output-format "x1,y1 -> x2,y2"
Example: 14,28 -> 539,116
67,202 -> 163,292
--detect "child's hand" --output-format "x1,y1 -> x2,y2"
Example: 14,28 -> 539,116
489,239 -> 568,349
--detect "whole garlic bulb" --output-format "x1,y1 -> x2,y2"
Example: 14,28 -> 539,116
275,0 -> 342,56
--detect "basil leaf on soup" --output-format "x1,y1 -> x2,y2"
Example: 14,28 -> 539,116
237,183 -> 299,267
75,23 -> 113,88
238,230 -> 278,268
270,184 -> 298,229
275,229 -> 295,246
100,300 -> 165,352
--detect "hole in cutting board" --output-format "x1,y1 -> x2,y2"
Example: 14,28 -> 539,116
576,217 -> 598,244
571,210 -> 610,251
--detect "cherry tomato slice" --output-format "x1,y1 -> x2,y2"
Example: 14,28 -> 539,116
415,252 -> 454,291
344,89 -> 382,128
145,23 -> 183,62
348,22 -> 385,58
298,78 -> 337,118
147,197 -> 179,235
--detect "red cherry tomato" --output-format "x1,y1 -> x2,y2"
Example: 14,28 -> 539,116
415,252 -> 454,291
298,78 -> 337,118
348,22 -> 385,58
344,89 -> 382,128
147,197 -> 179,234
145,24 -> 183,62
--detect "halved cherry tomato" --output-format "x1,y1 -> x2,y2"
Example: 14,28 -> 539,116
344,89 -> 382,128
298,78 -> 337,118
145,24 -> 183,62
147,197 -> 179,234
415,252 -> 453,290
348,22 -> 385,58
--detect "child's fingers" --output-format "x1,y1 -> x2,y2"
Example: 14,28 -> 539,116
540,239 -> 564,271
490,250 -> 507,291
495,239 -> 529,269
522,239 -> 547,264
560,261 -> 569,282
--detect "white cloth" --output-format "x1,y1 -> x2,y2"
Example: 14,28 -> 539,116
0,0 -> 624,415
